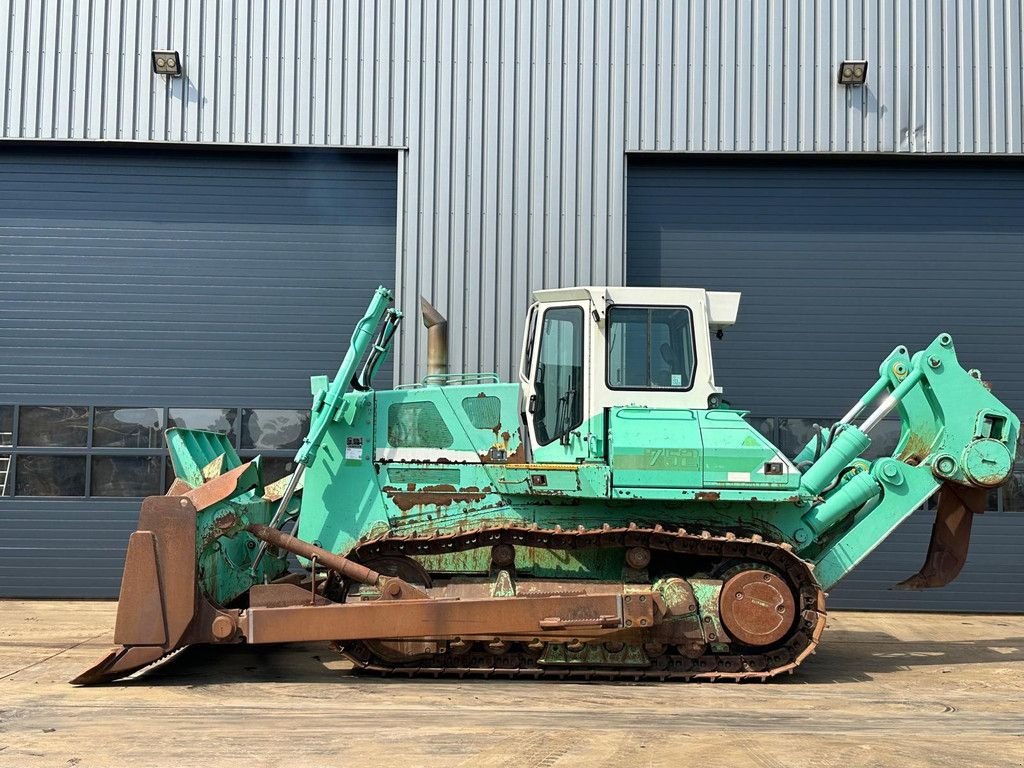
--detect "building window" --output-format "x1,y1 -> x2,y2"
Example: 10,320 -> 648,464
260,456 -> 299,485
91,456 -> 163,497
15,455 -> 87,497
0,406 -> 11,498
168,408 -> 238,443
18,406 -> 89,447
0,404 -> 309,499
241,409 -> 309,450
93,407 -> 165,448
0,406 -> 12,447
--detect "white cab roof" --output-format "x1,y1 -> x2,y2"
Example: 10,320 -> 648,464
531,286 -> 740,329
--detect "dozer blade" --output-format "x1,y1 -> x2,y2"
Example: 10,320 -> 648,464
72,496 -> 200,685
894,483 -> 987,590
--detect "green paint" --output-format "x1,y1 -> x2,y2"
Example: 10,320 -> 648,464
176,290 -> 1017,608
165,430 -> 290,606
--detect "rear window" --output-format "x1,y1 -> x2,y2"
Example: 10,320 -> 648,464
607,306 -> 696,390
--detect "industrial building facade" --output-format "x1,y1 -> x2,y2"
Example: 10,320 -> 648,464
1,1 -> 1021,610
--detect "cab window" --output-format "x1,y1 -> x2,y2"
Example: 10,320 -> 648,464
607,306 -> 695,390
532,307 -> 584,445
521,304 -> 539,379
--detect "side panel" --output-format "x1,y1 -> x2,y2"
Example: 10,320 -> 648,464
295,391 -> 390,556
699,411 -> 799,490
609,407 -> 703,489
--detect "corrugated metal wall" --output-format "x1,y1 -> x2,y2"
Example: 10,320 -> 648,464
0,145 -> 397,406
2,1 -> 1022,382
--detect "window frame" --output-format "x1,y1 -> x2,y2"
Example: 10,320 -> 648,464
521,303 -> 539,381
531,305 -> 586,447
0,404 -> 310,499
605,305 -> 698,393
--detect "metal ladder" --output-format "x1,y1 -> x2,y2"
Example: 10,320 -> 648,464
0,432 -> 11,496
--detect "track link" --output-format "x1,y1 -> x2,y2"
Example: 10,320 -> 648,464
336,523 -> 827,681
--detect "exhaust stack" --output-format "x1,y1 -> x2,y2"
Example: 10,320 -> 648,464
420,297 -> 448,378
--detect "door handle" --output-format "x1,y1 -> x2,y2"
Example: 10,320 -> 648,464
528,395 -> 537,414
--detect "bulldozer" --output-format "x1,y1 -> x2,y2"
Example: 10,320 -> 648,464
75,285 -> 1019,683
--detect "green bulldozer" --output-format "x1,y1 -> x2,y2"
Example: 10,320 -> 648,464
76,285 -> 1019,683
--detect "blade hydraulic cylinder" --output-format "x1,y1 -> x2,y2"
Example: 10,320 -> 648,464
247,524 -> 383,586
254,286 -> 395,569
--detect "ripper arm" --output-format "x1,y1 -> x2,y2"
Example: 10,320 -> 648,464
792,334 -> 1018,591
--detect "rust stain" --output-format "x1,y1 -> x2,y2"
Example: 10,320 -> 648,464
694,491 -> 721,501
479,430 -> 523,464
897,431 -> 931,466
382,483 -> 489,512
506,442 -> 527,463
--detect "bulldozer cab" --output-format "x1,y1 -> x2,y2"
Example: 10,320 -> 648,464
519,287 -> 740,464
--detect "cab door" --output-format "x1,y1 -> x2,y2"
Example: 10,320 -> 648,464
524,303 -> 590,463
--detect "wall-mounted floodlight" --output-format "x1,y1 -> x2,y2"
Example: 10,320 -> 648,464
152,50 -> 182,77
838,60 -> 868,86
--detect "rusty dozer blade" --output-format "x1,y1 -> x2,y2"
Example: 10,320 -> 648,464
72,496 -> 202,685
894,483 -> 987,590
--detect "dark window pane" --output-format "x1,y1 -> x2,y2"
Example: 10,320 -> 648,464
745,416 -> 776,443
91,456 -> 162,497
93,407 -> 165,448
0,406 -> 12,447
534,307 -> 585,445
607,306 -> 695,390
168,408 -> 238,444
18,406 -> 89,447
778,418 -> 822,459
0,454 -> 11,497
15,455 -> 87,496
1002,472 -> 1024,513
862,420 -> 901,459
260,456 -> 299,485
521,304 -> 538,378
241,409 -> 310,450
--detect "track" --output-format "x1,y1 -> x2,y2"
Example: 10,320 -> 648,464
336,523 -> 828,681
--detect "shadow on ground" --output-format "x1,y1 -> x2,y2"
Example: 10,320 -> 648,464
109,628 -> 1024,688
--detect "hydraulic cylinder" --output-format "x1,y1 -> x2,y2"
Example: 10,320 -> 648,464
802,471 -> 881,535
800,427 -> 871,496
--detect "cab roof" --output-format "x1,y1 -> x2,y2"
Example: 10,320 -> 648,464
531,286 -> 740,329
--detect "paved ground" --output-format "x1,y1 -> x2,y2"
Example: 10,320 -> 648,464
0,601 -> 1022,768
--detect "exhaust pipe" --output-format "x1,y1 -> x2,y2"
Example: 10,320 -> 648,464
420,297 -> 448,378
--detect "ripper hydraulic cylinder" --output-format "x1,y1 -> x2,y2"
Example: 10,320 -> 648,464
800,427 -> 872,496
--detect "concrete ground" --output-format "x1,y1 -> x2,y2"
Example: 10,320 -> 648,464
0,601 -> 1021,768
